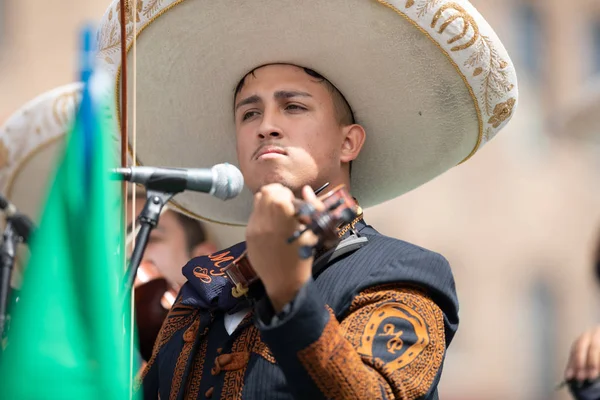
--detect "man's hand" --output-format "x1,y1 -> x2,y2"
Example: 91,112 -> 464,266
566,326 -> 600,383
245,184 -> 324,313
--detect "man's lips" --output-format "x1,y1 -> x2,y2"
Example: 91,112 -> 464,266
253,145 -> 287,160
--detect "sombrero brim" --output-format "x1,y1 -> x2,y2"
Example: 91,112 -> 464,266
0,83 -> 82,223
97,0 -> 518,225
0,83 -> 82,286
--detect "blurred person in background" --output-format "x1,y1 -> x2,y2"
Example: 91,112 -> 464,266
565,325 -> 600,400
126,186 -> 217,289
565,230 -> 600,400
126,187 -> 219,361
559,76 -> 600,400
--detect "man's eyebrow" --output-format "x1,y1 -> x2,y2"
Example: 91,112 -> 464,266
274,90 -> 312,100
234,91 -> 312,112
235,95 -> 261,112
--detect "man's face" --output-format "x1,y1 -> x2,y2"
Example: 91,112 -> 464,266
234,64 -> 346,194
128,197 -> 192,288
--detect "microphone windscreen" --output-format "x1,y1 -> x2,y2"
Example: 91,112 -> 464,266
212,163 -> 244,201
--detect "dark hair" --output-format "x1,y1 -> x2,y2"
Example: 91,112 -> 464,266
234,65 -> 355,126
173,212 -> 207,254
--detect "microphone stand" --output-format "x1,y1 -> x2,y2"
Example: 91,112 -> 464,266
0,221 -> 19,339
123,189 -> 176,295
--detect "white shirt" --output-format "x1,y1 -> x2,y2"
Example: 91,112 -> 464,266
224,308 -> 251,335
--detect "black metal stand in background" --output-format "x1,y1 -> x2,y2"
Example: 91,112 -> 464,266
123,189 -> 176,296
0,221 -> 19,339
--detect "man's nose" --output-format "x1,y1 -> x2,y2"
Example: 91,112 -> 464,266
258,130 -> 282,140
257,109 -> 284,140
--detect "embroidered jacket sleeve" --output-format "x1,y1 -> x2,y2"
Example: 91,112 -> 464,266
255,278 -> 448,400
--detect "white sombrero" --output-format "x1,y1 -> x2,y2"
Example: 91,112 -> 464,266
96,0 -> 518,226
0,84 -> 244,285
0,83 -> 82,227
0,83 -> 82,286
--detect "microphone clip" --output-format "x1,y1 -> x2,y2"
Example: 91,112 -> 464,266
137,190 -> 174,227
123,188 -> 175,296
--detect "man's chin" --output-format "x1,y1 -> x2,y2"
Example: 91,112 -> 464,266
246,163 -> 317,194
250,170 -> 297,192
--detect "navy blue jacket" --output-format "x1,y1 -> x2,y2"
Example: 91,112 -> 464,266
140,221 -> 459,399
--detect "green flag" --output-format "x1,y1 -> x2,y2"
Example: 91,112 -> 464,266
0,32 -> 135,399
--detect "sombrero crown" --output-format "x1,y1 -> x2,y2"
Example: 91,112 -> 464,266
96,0 -> 518,225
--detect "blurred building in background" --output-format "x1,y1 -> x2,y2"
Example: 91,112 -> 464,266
366,1 -> 600,399
1,1 -> 600,399
0,0 -> 109,122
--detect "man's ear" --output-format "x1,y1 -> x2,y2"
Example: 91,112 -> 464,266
340,124 -> 366,163
191,241 -> 219,257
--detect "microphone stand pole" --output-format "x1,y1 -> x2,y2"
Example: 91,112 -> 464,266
0,221 -> 19,339
123,189 -> 176,296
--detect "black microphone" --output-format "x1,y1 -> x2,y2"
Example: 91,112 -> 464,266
0,194 -> 35,244
110,163 -> 244,200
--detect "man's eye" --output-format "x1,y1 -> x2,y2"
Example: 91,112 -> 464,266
286,104 -> 306,111
242,110 -> 259,121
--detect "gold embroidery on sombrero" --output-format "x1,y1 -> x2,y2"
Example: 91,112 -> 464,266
416,0 -> 443,17
98,0 -> 183,65
375,0 -> 484,160
428,2 -> 515,119
465,36 -> 514,118
119,0 -> 142,24
395,0 -> 516,133
343,286 -> 445,399
97,1 -> 140,63
52,90 -> 80,127
432,3 -> 480,51
488,98 -> 516,128
142,0 -> 167,18
97,5 -> 128,64
484,127 -> 494,142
